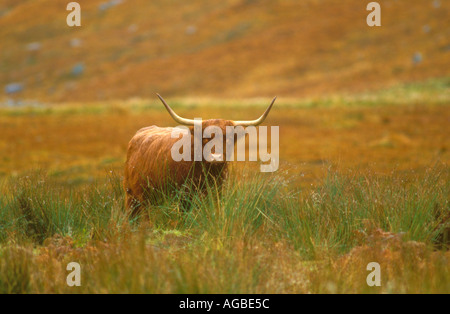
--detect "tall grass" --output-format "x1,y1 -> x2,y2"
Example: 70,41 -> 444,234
276,167 -> 449,258
0,166 -> 448,293
0,171 -> 129,245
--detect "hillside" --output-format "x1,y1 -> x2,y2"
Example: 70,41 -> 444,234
0,0 -> 449,102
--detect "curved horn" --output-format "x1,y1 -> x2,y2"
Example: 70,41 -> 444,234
233,96 -> 277,126
156,94 -> 195,126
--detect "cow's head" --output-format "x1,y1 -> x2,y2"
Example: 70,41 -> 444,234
157,94 -> 276,163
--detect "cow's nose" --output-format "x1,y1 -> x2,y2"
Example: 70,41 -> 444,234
211,153 -> 222,161
205,153 -> 223,162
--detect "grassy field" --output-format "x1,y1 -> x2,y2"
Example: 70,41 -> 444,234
0,80 -> 449,293
0,0 -> 449,294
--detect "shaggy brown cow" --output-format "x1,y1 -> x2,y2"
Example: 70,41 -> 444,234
123,94 -> 276,214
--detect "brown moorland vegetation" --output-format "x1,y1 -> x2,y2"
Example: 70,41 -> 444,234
1,80 -> 449,185
0,1 -> 449,294
0,85 -> 449,293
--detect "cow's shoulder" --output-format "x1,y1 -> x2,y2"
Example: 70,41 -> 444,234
132,126 -> 171,139
135,125 -> 166,134
129,126 -> 180,149
135,126 -> 191,137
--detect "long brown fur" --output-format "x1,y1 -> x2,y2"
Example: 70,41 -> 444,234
123,119 -> 235,215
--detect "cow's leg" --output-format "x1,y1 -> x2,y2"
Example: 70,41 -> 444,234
124,189 -> 144,218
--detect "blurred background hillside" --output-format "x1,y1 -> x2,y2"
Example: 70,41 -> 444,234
0,0 -> 449,103
1,1 -> 450,295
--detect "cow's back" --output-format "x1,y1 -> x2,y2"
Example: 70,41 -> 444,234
124,126 -> 192,210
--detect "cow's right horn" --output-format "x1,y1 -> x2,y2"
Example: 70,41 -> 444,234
233,96 -> 277,126
157,94 -> 196,126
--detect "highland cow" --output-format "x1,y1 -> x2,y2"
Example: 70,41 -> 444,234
123,94 -> 276,214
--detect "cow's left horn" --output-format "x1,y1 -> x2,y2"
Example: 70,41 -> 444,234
233,96 -> 277,126
157,94 -> 196,126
